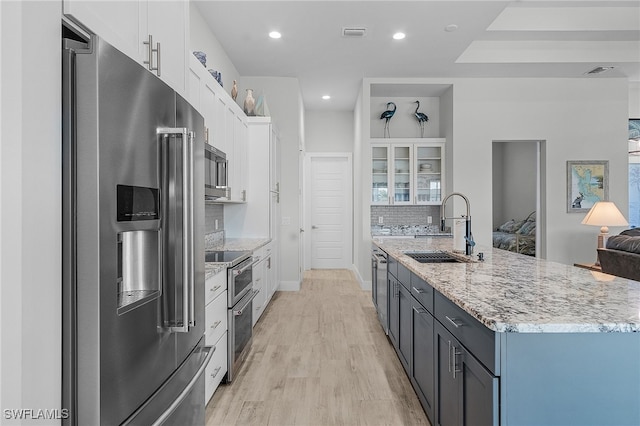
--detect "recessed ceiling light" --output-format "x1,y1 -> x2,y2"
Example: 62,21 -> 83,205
445,24 -> 458,32
393,32 -> 406,40
269,31 -> 282,39
322,95 -> 331,100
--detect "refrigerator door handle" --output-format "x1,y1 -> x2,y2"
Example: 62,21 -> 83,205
158,127 -> 195,332
151,345 -> 215,426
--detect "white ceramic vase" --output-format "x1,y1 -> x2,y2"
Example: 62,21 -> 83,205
243,89 -> 255,116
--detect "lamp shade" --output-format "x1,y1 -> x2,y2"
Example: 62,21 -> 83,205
581,201 -> 629,227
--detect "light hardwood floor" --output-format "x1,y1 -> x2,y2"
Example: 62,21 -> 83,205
205,269 -> 430,426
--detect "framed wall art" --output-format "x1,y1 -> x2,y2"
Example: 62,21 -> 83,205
629,118 -> 640,141
566,160 -> 608,213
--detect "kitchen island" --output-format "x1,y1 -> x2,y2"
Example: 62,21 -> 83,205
373,237 -> 640,426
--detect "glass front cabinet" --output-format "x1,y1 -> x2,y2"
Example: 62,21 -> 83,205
371,139 -> 445,205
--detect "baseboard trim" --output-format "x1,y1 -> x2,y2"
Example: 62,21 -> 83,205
352,265 -> 371,291
278,280 -> 301,292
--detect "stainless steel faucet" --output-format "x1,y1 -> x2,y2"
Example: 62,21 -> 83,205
440,192 -> 475,255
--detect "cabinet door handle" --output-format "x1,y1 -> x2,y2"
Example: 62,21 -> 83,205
156,42 -> 161,77
452,346 -> 462,379
445,315 -> 463,328
448,340 -> 452,373
210,320 -> 221,330
210,285 -> 222,293
412,286 -> 426,294
143,34 -> 153,71
143,35 -> 160,75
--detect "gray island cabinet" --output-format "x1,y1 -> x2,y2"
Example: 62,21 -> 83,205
374,237 -> 640,426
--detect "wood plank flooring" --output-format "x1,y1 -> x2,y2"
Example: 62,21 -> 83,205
205,269 -> 430,426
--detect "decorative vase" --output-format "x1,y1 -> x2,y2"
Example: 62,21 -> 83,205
243,89 -> 256,116
193,51 -> 206,67
231,80 -> 238,101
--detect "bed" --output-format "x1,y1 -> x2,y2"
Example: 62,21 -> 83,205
492,211 -> 536,256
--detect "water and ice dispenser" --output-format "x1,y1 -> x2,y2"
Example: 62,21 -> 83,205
116,185 -> 161,315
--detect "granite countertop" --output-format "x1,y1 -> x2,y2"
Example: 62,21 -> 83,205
204,237 -> 271,281
211,237 -> 271,252
373,237 -> 640,333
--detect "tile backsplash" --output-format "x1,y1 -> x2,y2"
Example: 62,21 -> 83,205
205,204 -> 224,248
371,205 -> 441,227
205,203 -> 224,234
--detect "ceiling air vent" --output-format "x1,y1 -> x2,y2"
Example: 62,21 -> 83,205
342,27 -> 367,38
584,66 -> 615,75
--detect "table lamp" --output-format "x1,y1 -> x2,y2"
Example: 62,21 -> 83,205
581,201 -> 629,265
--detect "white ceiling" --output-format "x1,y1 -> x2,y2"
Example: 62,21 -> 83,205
195,1 -> 640,111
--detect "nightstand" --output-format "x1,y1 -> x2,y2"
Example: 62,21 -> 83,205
573,262 -> 602,272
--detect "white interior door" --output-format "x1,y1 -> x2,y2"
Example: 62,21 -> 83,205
306,154 -> 352,269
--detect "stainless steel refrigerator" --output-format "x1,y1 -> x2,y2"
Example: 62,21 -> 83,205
62,32 -> 211,425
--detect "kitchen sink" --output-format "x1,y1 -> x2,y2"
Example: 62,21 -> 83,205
404,251 -> 466,263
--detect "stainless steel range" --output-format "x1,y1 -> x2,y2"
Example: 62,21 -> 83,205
205,250 -> 259,382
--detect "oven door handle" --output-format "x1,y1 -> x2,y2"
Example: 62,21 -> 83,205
233,258 -> 259,277
233,289 -> 259,316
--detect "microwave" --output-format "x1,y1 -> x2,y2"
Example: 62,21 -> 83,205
204,143 -> 228,199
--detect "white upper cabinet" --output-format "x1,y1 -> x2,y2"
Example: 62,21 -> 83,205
145,1 -> 187,96
188,55 -> 248,203
63,1 -> 144,60
371,139 -> 445,206
64,0 -> 187,96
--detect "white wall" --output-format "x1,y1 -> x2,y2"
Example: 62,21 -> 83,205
370,97 -> 440,139
1,1 -> 61,423
189,3 -> 240,100
492,142 -> 538,226
452,78 -> 629,265
353,88 -> 367,287
354,77 -> 630,279
631,82 -> 640,117
305,111 -> 354,153
240,76 -> 305,290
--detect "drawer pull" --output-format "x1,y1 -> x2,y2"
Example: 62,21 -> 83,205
210,285 -> 222,293
445,315 -> 463,328
412,306 -> 428,315
412,286 -> 426,294
210,320 -> 222,330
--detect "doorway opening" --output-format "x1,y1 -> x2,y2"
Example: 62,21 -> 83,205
492,140 -> 546,258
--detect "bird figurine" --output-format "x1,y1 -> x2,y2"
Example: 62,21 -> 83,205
413,101 -> 429,137
231,80 -> 238,101
380,102 -> 396,138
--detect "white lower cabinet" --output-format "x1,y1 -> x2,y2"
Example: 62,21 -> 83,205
204,270 -> 228,405
205,290 -> 227,347
264,243 -> 277,302
252,241 -> 277,326
204,331 -> 227,405
252,248 -> 267,327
